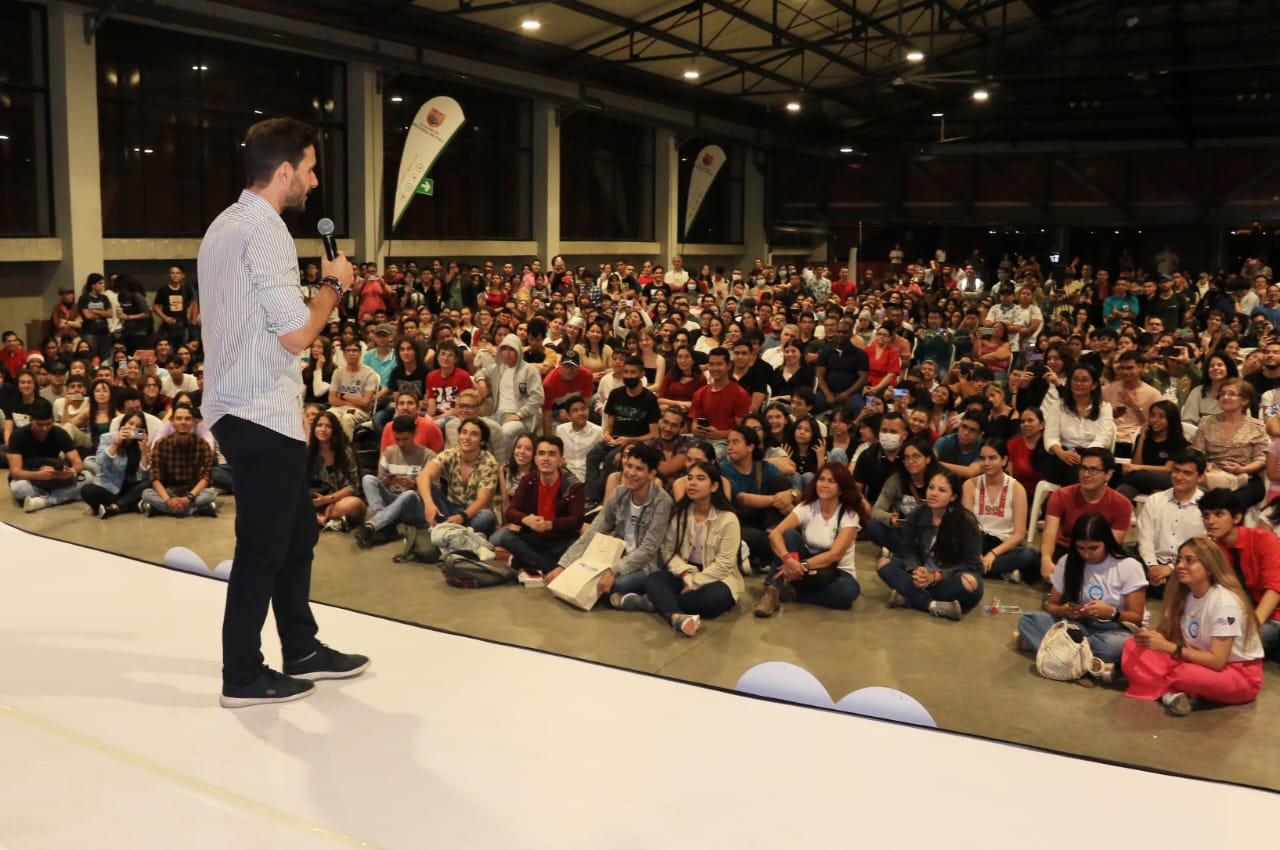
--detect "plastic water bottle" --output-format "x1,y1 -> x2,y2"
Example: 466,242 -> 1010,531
983,596 -> 1022,614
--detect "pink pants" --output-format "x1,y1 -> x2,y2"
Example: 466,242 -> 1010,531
1121,640 -> 1264,704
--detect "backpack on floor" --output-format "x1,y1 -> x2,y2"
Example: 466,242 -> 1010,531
392,524 -> 441,564
439,550 -> 516,589
1035,621 -> 1095,681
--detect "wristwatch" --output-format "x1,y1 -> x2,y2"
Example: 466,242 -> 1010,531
1172,644 -> 1183,659
801,560 -> 812,574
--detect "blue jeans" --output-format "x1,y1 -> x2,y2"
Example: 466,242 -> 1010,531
866,518 -> 908,557
362,475 -> 425,531
489,527 -> 574,573
1262,619 -> 1280,660
767,529 -> 861,610
610,569 -> 649,596
431,484 -> 497,535
876,557 -> 983,613
11,477 -> 85,506
1017,610 -> 1130,664
644,570 -> 735,621
141,487 -> 217,516
986,544 -> 1039,581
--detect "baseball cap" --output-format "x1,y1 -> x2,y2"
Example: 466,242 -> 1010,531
374,323 -> 395,336
560,350 -> 581,366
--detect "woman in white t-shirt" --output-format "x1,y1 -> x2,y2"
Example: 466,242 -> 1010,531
1015,512 -> 1147,676
1122,536 -> 1265,716
756,462 -> 865,617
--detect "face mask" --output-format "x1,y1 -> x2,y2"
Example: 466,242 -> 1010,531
623,376 -> 642,389
879,433 -> 902,453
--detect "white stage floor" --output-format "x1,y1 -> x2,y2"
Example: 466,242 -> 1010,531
0,521 -> 1274,849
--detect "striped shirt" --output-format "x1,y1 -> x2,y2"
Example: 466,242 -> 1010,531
198,190 -> 309,441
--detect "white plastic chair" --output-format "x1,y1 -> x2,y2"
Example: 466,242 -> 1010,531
1026,480 -> 1062,545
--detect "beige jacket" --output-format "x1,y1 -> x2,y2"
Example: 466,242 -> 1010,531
660,506 -> 745,601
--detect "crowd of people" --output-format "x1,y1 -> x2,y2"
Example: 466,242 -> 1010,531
2,249 -> 1278,715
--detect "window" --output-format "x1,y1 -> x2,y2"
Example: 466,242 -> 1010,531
0,3 -> 51,236
678,138 -> 743,244
560,114 -> 654,241
97,21 -> 346,237
381,78 -> 531,240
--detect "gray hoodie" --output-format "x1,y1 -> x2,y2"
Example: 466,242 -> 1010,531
480,333 -> 545,435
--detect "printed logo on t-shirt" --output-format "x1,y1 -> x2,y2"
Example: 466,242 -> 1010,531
1086,583 -> 1104,601
1187,618 -> 1201,639
1219,616 -> 1235,627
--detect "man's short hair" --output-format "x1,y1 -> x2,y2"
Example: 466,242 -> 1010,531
27,397 -> 54,422
1172,447 -> 1207,474
536,435 -> 564,454
1078,446 -> 1115,468
1198,487 -> 1242,518
1115,350 -> 1144,366
391,415 -> 417,435
708,346 -> 731,364
624,355 -> 645,371
627,442 -> 662,471
242,117 -> 319,187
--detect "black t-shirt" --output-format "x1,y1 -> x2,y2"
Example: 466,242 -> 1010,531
387,363 -> 430,397
78,292 -> 110,335
119,290 -> 152,336
853,445 -> 905,505
733,365 -> 769,401
8,425 -> 75,471
156,283 -> 196,324
604,386 -> 661,439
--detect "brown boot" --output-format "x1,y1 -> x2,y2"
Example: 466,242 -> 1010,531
753,585 -> 781,618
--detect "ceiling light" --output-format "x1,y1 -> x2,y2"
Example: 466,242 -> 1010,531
252,109 -> 263,115
683,68 -> 700,80
931,112 -> 944,118
191,65 -> 208,71
0,135 -> 8,141
839,146 -> 854,153
520,19 -> 540,31
785,100 -> 801,113
972,89 -> 990,102
906,50 -> 925,63
390,95 -> 403,102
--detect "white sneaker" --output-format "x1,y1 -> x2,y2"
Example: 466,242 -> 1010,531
23,496 -> 49,513
323,519 -> 345,532
929,600 -> 963,620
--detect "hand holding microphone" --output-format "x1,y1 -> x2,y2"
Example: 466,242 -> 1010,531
317,218 -> 354,292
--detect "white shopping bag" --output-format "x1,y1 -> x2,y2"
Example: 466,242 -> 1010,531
547,534 -> 626,610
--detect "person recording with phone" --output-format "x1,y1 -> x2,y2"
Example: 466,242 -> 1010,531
81,410 -> 150,518
199,117 -> 367,708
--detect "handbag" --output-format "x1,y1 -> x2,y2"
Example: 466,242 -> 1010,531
1035,620 -> 1112,682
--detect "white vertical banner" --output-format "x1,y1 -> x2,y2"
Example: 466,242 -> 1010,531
391,96 -> 465,231
683,144 -> 726,240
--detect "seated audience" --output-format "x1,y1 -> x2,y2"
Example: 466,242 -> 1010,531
963,438 -> 1037,583
1039,447 -> 1134,581
419,416 -> 500,535
755,462 -> 863,617
1199,488 -> 1280,660
1117,399 -> 1188,499
490,435 -> 585,575
1190,378 -> 1267,512
867,436 -> 938,557
328,339 -> 379,439
307,410 -> 365,532
8,397 -> 85,512
140,405 -> 217,517
1123,536 -> 1265,716
81,410 -> 150,518
554,396 -> 602,484
355,415 -> 436,548
1015,512 -> 1147,677
1042,364 -> 1115,485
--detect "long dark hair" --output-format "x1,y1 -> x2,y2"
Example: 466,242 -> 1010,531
1066,364 -> 1103,421
307,410 -> 352,461
1061,512 -> 1130,604
929,469 -> 981,569
116,410 -> 147,472
506,432 -> 535,483
1144,399 -> 1188,455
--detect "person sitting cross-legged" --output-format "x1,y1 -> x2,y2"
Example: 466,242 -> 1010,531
354,414 -> 436,548
140,404 -> 217,517
306,410 -> 366,532
630,460 -> 743,637
7,397 -> 87,512
81,410 -> 151,518
419,416 -> 500,535
489,435 -> 585,575
545,442 -> 673,607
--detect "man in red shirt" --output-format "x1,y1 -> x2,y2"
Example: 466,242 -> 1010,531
542,350 -> 594,435
830,267 -> 856,303
1,330 -> 27,379
490,435 -> 585,575
378,390 -> 443,453
689,347 -> 751,457
1199,487 -> 1280,659
1039,447 -> 1134,581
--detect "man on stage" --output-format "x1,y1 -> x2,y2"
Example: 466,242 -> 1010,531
200,117 -> 369,708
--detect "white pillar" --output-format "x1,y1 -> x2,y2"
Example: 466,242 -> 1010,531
742,152 -> 768,266
654,128 -> 679,268
533,101 -> 559,264
48,1 -> 104,298
347,63 -> 382,265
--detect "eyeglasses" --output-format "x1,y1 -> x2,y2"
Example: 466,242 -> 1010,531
1219,390 -> 1241,398
1078,466 -> 1107,475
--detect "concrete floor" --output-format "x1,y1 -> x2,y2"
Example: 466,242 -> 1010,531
5,494 -> 1277,792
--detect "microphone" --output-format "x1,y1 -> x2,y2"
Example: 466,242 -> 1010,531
317,217 -> 338,261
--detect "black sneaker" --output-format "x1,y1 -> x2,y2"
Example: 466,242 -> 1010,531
353,524 -> 374,549
220,668 -> 315,708
283,644 -> 371,681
